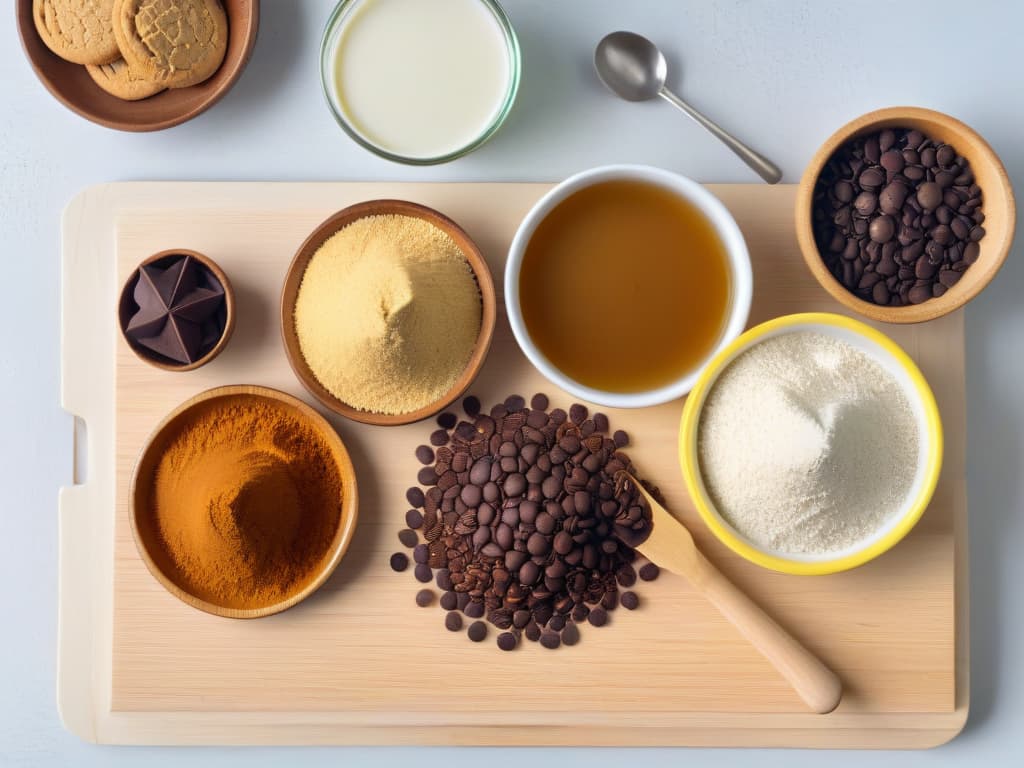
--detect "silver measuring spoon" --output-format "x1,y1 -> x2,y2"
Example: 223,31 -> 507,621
595,31 -> 782,184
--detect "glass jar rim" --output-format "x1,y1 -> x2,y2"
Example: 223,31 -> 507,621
319,0 -> 522,166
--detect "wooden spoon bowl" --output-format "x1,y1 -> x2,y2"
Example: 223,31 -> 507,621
16,0 -> 259,131
280,200 -> 497,426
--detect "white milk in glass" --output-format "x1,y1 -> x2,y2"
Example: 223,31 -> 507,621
330,0 -> 513,159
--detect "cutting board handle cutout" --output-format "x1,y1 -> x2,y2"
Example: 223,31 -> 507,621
73,414 -> 89,486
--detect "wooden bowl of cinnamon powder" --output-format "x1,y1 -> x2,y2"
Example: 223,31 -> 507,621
130,385 -> 359,618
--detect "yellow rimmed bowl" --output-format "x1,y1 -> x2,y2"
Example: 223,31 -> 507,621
679,312 -> 943,575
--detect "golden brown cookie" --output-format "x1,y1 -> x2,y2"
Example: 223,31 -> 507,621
33,0 -> 120,66
85,58 -> 165,101
112,0 -> 228,89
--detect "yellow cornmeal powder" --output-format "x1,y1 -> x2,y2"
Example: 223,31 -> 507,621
295,214 -> 482,415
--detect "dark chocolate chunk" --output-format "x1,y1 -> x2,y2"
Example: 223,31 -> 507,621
121,253 -> 227,365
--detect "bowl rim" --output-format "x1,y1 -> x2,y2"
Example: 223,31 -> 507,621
280,199 -> 497,426
318,0 -> 521,165
128,384 -> 360,619
15,0 -> 260,132
117,248 -> 236,372
795,105 -> 1017,324
678,312 -> 943,576
505,163 -> 753,408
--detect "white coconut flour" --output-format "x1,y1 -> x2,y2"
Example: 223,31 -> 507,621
697,331 -> 920,555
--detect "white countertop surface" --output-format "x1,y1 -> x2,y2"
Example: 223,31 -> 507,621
2,0 -> 1022,763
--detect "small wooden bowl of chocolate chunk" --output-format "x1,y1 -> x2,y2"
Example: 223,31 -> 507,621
118,249 -> 235,371
796,106 -> 1015,323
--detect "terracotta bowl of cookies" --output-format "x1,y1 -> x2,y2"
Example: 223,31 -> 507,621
796,106 -> 1016,323
280,200 -> 497,427
16,0 -> 259,132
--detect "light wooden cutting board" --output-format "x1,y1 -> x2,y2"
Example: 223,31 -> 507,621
59,182 -> 968,747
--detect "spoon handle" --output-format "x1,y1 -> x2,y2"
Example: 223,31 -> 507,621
659,88 -> 782,184
686,548 -> 843,714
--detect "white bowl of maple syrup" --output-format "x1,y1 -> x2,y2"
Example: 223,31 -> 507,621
505,165 -> 752,408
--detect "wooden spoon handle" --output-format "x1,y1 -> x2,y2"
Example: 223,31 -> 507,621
690,550 -> 842,714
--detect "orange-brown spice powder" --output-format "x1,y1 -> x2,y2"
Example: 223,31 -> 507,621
151,399 -> 343,609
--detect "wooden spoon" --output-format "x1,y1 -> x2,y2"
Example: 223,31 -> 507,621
616,471 -> 843,714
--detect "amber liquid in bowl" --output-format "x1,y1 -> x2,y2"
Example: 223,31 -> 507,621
519,179 -> 731,393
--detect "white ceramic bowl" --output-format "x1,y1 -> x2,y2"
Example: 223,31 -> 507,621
505,165 -> 753,408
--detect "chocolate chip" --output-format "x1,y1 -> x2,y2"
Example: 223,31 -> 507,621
530,393 -> 549,410
505,394 -> 526,411
639,563 -> 660,581
406,487 -> 426,508
561,622 -> 580,646
415,445 -> 435,465
413,543 -> 429,564
462,395 -> 481,417
620,591 -> 639,610
398,529 -> 418,547
429,429 -> 449,447
389,552 -> 409,572
859,167 -> 884,189
497,632 -> 517,651
569,404 -> 588,424
613,430 -> 629,448
445,612 -> 463,632
869,215 -> 896,243
405,509 -> 424,529
437,412 -> 457,429
415,589 -> 434,607
435,568 -> 453,591
540,632 -> 561,649
414,563 -> 433,583
588,607 -> 608,627
467,621 -> 488,642
440,590 -> 458,610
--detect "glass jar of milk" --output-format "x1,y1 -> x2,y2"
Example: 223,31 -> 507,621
321,0 -> 521,164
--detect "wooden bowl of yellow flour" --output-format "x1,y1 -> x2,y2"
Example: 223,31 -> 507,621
281,200 -> 497,426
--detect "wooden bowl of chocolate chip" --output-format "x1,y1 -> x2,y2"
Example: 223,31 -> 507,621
796,106 -> 1015,323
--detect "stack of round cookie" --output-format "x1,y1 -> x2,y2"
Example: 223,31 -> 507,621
33,0 -> 229,101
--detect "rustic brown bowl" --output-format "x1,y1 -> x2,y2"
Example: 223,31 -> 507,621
796,106 -> 1016,323
118,248 -> 235,372
130,385 -> 359,619
16,0 -> 259,132
281,200 -> 497,426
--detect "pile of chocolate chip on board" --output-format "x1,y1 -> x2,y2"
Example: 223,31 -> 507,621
390,393 -> 662,650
